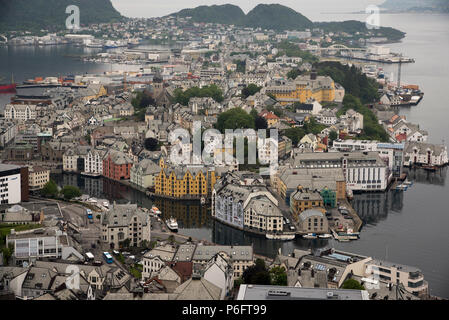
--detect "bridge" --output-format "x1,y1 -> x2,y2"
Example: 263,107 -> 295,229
318,44 -> 367,52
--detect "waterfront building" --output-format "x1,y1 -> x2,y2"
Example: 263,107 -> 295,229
404,142 -> 448,167
297,209 -> 328,234
28,166 -> 50,191
102,149 -> 134,181
290,187 -> 324,220
293,152 -> 389,191
265,72 -> 336,106
155,165 -> 220,199
212,172 -> 283,233
192,245 -> 254,279
274,167 -> 346,205
130,158 -> 160,189
101,203 -> 150,249
4,104 -> 37,121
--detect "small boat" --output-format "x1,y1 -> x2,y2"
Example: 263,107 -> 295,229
150,206 -> 161,215
403,180 -> 413,186
303,233 -> 317,239
318,234 -> 332,239
165,217 -> 178,232
422,165 -> 438,172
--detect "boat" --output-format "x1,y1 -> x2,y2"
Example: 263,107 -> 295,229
80,172 -> 101,178
150,206 -> 161,215
165,217 -> 178,232
302,233 -> 317,239
0,75 -> 16,93
318,234 -> 333,239
422,165 -> 438,172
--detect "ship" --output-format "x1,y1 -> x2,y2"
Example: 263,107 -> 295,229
0,75 -> 16,93
165,217 -> 178,232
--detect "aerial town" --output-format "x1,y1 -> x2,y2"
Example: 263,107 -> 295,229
0,3 -> 447,302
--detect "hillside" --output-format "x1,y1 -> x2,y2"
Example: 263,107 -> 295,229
0,0 -> 122,33
171,4 -> 246,25
245,4 -> 313,30
381,0 -> 449,13
169,3 -> 405,40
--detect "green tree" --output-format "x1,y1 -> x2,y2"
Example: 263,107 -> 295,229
168,235 -> 175,244
284,127 -> 305,146
255,116 -> 268,130
215,108 -> 255,133
61,186 -> 81,200
41,180 -> 58,198
342,278 -> 366,290
242,258 -> 271,285
287,68 -> 302,80
144,138 -> 160,151
270,266 -> 288,286
242,84 -> 262,98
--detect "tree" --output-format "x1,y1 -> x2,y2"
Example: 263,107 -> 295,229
270,266 -> 288,286
61,185 -> 81,200
342,278 -> 365,290
144,138 -> 159,151
329,130 -> 338,144
41,180 -> 58,198
242,84 -> 262,98
168,235 -> 175,244
215,108 -> 255,133
284,127 -> 305,146
242,258 -> 271,285
287,68 -> 302,80
255,116 -> 268,130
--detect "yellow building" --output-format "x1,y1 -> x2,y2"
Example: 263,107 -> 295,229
290,187 -> 325,221
155,165 -> 219,199
266,73 -> 335,106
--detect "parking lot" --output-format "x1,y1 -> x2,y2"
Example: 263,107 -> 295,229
326,203 -> 357,232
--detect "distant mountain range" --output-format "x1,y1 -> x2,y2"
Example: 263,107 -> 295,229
169,3 -> 405,40
381,0 -> 449,13
0,0 -> 122,33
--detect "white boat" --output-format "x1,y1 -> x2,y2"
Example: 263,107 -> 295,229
318,234 -> 333,239
165,217 -> 178,232
150,206 -> 161,215
303,233 -> 317,239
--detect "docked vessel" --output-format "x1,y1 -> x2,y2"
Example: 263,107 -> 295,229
150,206 -> 161,215
318,234 -> 333,239
165,217 -> 178,232
0,83 -> 16,93
303,233 -> 317,239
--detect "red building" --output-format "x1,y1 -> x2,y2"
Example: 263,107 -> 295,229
102,150 -> 133,181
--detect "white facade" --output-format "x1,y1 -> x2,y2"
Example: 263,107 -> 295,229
4,104 -> 37,121
0,166 -> 22,205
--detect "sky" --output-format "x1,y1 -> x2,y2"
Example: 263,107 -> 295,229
110,0 -> 386,20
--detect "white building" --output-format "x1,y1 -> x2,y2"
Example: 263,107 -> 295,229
404,142 -> 448,167
141,244 -> 177,280
0,164 -> 23,204
0,120 -> 17,148
4,104 -> 37,121
203,252 -> 234,300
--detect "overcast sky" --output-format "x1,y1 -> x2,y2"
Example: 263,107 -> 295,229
110,0 -> 385,20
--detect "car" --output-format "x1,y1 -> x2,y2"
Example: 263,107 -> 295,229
289,226 -> 295,231
340,210 -> 350,215
128,255 -> 136,260
338,206 -> 347,211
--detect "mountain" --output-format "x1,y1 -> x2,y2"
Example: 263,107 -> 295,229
381,0 -> 449,13
169,3 -> 405,40
245,4 -> 313,30
171,4 -> 246,25
0,0 -> 122,33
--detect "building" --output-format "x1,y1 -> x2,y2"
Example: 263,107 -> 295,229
192,245 -> 254,280
0,120 -> 17,148
290,187 -> 324,220
4,104 -> 37,121
297,209 -> 329,234
293,152 -> 389,191
237,285 -> 369,300
28,166 -> 50,191
155,165 -> 219,199
142,244 -> 177,280
102,149 -> 134,181
101,203 -> 150,249
0,164 -> 29,204
1,205 -> 43,225
202,252 -> 234,300
341,109 -> 364,133
404,142 -> 448,167
265,72 -> 336,106
6,227 -> 83,265
212,173 -> 283,233
130,159 -> 161,189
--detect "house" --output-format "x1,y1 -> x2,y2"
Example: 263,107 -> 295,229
318,109 -> 338,125
203,252 -> 234,300
102,149 -> 134,181
404,142 -> 448,167
28,166 -> 50,191
141,244 -> 177,280
300,134 -> 318,150
130,159 -> 161,189
290,187 -> 324,220
101,203 -> 151,249
341,109 -> 364,133
297,209 -> 329,234
259,110 -> 280,127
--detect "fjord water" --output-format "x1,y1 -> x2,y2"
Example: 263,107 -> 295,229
1,10 -> 448,297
